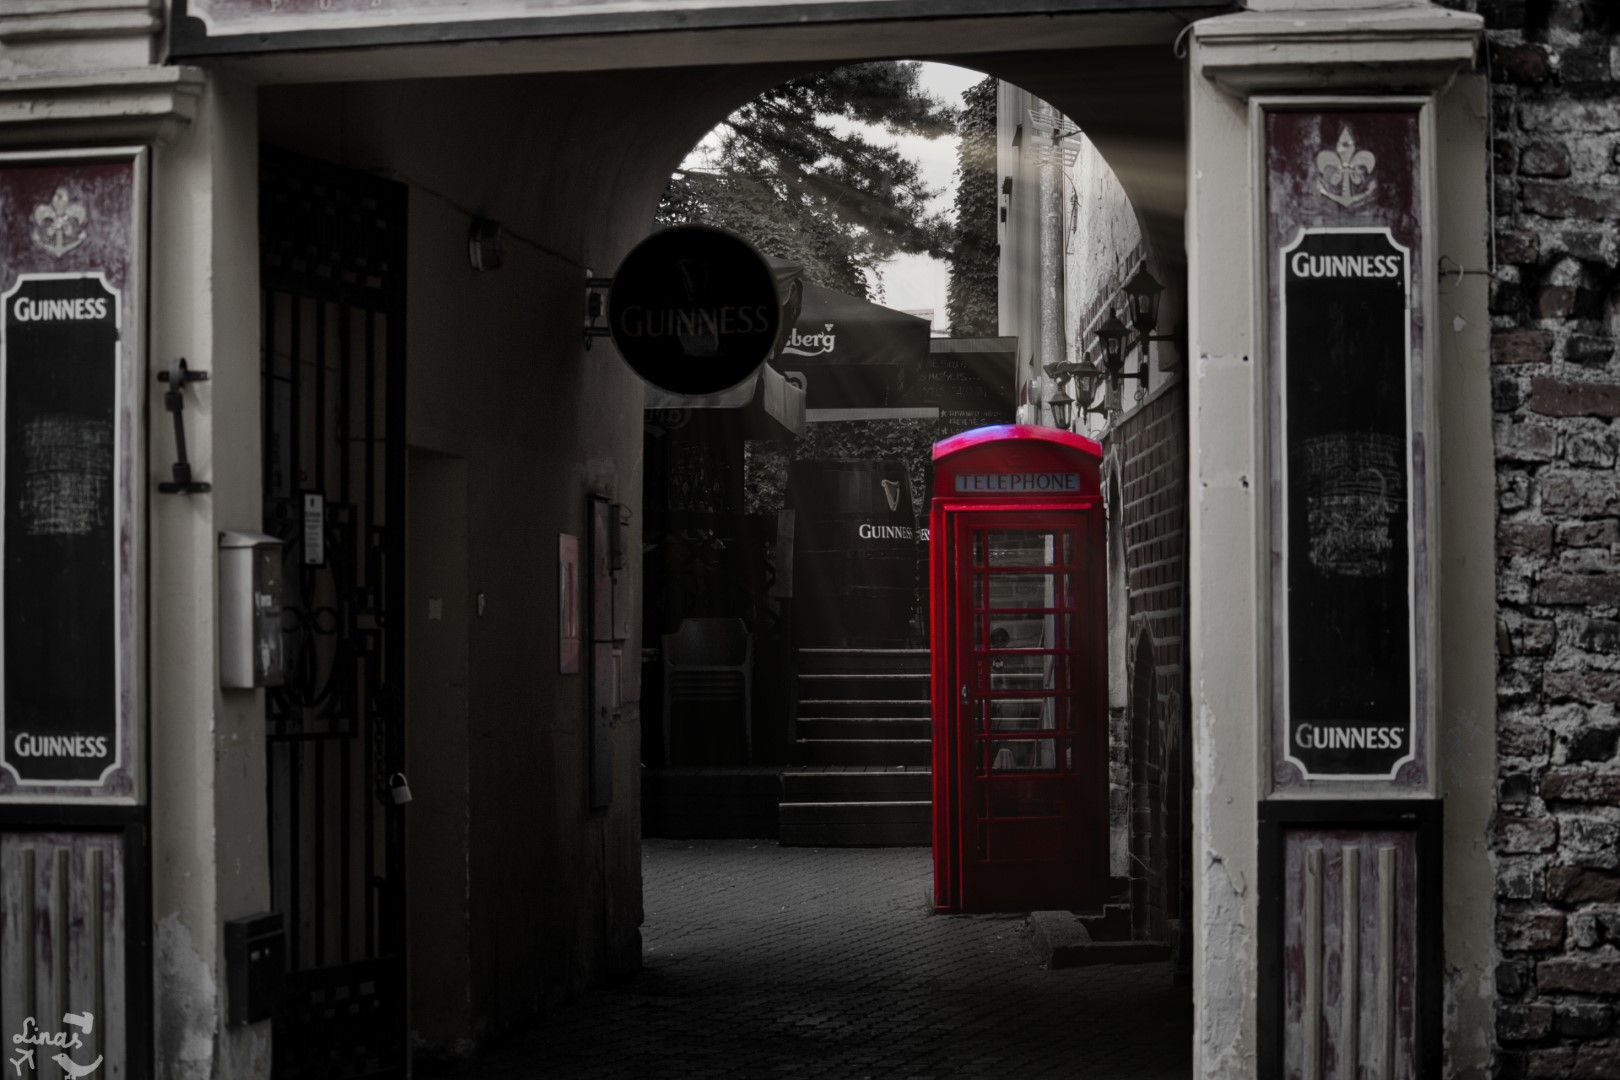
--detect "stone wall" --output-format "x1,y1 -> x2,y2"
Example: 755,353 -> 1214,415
1461,0 -> 1620,1073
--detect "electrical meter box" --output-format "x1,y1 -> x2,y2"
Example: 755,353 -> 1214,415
220,531 -> 285,689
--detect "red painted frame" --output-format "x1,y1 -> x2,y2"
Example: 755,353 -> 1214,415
930,426 -> 1105,913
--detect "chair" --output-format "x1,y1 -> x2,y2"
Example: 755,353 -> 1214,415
662,618 -> 753,765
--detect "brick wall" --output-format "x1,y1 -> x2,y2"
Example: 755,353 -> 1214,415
1110,379 -> 1189,944
1450,0 -> 1620,1073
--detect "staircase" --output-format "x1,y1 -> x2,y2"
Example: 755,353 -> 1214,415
779,648 -> 933,846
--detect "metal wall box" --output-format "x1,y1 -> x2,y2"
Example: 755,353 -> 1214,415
219,531 -> 285,689
224,912 -> 285,1026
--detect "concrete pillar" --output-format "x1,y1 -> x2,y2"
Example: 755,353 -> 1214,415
1186,4 -> 1489,1075
148,72 -> 270,1080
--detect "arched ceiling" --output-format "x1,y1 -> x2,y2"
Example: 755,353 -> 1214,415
254,10 -> 1204,274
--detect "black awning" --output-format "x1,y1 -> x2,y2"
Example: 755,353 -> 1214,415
768,280 -> 932,410
777,281 -> 932,368
643,363 -> 806,440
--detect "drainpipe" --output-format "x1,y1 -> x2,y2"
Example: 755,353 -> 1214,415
1037,129 -> 1064,428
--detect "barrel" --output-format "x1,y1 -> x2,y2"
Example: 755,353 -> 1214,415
787,459 -> 920,648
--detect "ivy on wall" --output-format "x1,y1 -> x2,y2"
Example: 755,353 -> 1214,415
946,76 -> 1000,339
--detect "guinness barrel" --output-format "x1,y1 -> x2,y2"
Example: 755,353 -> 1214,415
787,459 -> 920,648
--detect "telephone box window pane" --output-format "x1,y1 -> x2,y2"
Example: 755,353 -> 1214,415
988,613 -> 1055,650
989,738 -> 1057,771
989,652 -> 1055,691
988,572 -> 1057,612
972,531 -> 985,565
972,573 -> 986,608
1065,738 -> 1074,769
988,530 -> 1058,567
1062,531 -> 1075,566
991,697 -> 1057,731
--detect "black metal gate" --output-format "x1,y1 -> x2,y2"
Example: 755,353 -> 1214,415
259,146 -> 408,1080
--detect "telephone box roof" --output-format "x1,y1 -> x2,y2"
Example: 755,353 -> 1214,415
932,424 -> 1103,462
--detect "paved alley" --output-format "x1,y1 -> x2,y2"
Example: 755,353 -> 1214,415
437,839 -> 1192,1079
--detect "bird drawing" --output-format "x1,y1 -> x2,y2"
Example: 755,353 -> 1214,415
51,1053 -> 102,1078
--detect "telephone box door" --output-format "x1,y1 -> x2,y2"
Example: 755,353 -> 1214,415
944,509 -> 1106,912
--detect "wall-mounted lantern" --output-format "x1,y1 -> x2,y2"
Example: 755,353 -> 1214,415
1092,266 -> 1180,411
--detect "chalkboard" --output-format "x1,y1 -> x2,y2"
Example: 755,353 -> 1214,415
1282,230 -> 1411,778
900,337 -> 1016,431
2,274 -> 119,784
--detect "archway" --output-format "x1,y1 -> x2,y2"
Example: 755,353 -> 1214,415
254,21 -> 1193,1072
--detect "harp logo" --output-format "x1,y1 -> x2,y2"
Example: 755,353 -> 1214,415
881,478 -> 901,512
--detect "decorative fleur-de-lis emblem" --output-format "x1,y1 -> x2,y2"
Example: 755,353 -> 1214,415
32,187 -> 89,257
1316,127 -> 1377,209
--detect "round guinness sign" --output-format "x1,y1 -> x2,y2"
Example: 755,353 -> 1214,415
607,225 -> 782,396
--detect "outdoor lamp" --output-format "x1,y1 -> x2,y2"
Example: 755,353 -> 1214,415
1123,266 -> 1164,335
1047,384 -> 1074,430
1096,313 -> 1129,375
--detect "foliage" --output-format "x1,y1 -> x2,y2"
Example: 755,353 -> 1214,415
946,76 -> 999,338
659,62 -> 958,301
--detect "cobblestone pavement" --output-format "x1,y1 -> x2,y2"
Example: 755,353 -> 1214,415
441,840 -> 1191,1079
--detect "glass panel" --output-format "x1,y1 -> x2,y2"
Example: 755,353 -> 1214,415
988,572 -> 1055,610
1065,738 -> 1074,770
1061,574 -> 1078,609
1062,531 -> 1075,566
988,530 -> 1059,567
990,697 -> 1057,731
972,573 -> 985,609
972,531 -> 985,565
988,612 -> 1054,650
989,652 -> 1055,692
989,738 -> 1058,771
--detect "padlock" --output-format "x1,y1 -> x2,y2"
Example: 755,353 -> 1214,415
389,772 -> 413,805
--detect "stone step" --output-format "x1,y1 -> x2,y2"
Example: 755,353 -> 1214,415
793,738 -> 931,767
778,800 -> 931,847
1026,912 -> 1172,969
1077,903 -> 1133,943
797,717 -> 933,741
780,766 -> 931,802
797,647 -> 931,675
796,698 -> 931,719
796,672 -> 931,700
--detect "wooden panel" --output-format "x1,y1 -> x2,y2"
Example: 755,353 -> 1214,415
0,831 -> 126,1080
1282,829 -> 1417,1080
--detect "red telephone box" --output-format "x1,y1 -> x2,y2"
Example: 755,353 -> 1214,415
930,425 -> 1107,913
